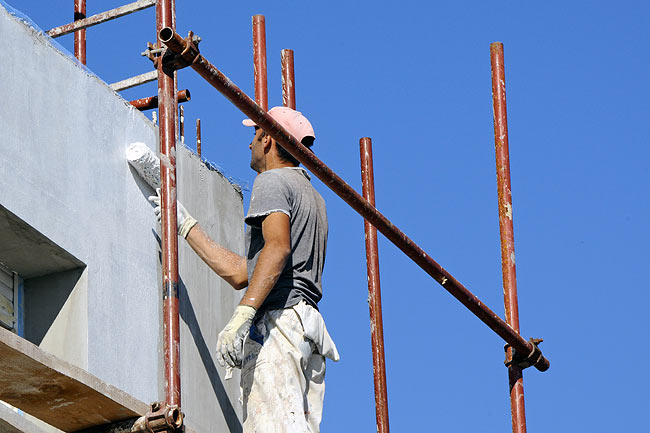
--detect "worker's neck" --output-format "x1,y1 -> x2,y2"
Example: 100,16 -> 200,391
261,153 -> 298,172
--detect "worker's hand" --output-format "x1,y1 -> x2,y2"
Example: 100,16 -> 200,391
148,188 -> 198,238
216,305 -> 257,369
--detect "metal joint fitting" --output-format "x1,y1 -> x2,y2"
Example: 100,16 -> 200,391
131,402 -> 184,433
504,338 -> 545,370
159,29 -> 201,73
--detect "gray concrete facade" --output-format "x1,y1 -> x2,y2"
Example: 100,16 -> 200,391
0,4 -> 244,432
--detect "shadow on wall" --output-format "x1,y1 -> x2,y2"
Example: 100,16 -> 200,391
24,267 -> 85,345
179,277 -> 243,433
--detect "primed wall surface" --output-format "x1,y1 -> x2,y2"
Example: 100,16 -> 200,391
0,5 -> 244,432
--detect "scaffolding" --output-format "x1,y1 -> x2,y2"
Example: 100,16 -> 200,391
0,1 -> 551,432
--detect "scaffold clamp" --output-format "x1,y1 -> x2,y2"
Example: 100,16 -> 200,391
131,401 -> 184,433
158,29 -> 201,73
504,338 -> 545,370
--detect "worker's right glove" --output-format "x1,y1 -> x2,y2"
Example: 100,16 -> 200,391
148,188 -> 198,238
216,305 -> 257,369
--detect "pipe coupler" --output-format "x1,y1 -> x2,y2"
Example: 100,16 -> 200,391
504,338 -> 548,371
131,402 -> 183,433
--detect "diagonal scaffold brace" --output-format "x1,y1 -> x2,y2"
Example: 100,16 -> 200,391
156,28 -> 550,373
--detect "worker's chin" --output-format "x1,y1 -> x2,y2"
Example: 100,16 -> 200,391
250,161 -> 262,173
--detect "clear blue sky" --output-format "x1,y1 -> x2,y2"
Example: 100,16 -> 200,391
12,1 -> 649,431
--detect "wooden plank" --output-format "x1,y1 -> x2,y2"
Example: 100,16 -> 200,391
0,293 -> 13,328
0,403 -> 49,433
0,278 -> 13,301
0,327 -> 148,432
0,267 -> 13,292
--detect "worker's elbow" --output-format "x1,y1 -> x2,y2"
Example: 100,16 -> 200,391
264,241 -> 291,262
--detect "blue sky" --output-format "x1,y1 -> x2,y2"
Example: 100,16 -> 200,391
11,1 -> 649,431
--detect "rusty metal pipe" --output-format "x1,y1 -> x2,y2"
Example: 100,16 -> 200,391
159,28 -> 550,371
49,0 -> 156,37
252,15 -> 268,111
360,137 -> 390,433
491,41 -> 528,433
156,1 -> 181,408
196,119 -> 202,157
73,0 -> 86,64
130,89 -> 190,111
281,49 -> 296,109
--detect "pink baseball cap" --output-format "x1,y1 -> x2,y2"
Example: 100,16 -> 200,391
242,106 -> 315,142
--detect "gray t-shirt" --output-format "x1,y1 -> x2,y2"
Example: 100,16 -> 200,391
244,167 -> 328,313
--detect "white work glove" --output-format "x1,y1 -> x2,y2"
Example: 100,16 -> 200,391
216,305 -> 257,370
148,188 -> 198,238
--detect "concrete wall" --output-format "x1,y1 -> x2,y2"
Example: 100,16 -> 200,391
0,4 -> 244,432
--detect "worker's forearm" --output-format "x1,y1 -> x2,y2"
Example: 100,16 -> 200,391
185,224 -> 248,290
239,242 -> 290,309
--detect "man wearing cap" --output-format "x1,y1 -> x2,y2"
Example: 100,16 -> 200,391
150,106 -> 338,432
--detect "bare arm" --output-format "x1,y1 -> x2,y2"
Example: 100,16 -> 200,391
185,224 -> 248,290
239,212 -> 291,310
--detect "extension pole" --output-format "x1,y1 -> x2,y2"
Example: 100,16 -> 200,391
360,137 -> 390,433
158,29 -> 550,371
179,105 -> 185,144
281,49 -> 296,109
490,42 -> 527,433
74,0 -> 86,64
196,119 -> 202,157
252,15 -> 268,111
156,0 -> 181,408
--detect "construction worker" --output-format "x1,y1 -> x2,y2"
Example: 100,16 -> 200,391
150,106 -> 339,433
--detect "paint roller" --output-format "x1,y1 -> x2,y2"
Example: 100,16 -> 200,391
126,142 -> 161,189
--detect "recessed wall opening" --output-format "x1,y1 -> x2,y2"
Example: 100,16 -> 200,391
0,204 -> 85,347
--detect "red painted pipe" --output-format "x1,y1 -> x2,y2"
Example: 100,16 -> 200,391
156,0 -> 181,408
281,49 -> 296,109
360,137 -> 390,433
159,28 -> 550,372
130,89 -> 190,111
74,0 -> 86,64
252,15 -> 268,111
490,42 -> 527,433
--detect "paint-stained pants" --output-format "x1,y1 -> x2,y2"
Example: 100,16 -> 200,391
241,302 -> 329,433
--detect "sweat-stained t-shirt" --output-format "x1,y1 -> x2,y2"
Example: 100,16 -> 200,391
244,167 -> 327,313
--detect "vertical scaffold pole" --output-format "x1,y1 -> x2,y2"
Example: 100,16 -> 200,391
74,0 -> 86,64
490,42 -> 527,433
252,15 -> 268,111
281,49 -> 296,109
156,0 -> 181,408
360,137 -> 390,433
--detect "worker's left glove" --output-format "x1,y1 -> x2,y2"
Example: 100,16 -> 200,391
148,188 -> 198,238
216,305 -> 257,369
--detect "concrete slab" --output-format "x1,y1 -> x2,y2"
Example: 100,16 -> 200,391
0,403 -> 50,433
0,326 -> 147,432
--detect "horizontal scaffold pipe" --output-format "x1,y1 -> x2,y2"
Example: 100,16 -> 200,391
130,89 -> 190,111
159,28 -> 550,372
47,0 -> 155,38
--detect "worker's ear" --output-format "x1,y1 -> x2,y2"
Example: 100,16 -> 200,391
262,134 -> 273,152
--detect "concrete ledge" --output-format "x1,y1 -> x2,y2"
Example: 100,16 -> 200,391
0,327 -> 148,432
0,403 -> 50,433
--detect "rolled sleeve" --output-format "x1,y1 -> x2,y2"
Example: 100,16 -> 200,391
245,171 -> 292,227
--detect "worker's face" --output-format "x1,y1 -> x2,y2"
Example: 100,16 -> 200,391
249,127 -> 268,173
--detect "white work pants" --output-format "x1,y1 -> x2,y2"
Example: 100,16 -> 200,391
241,301 -> 338,433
